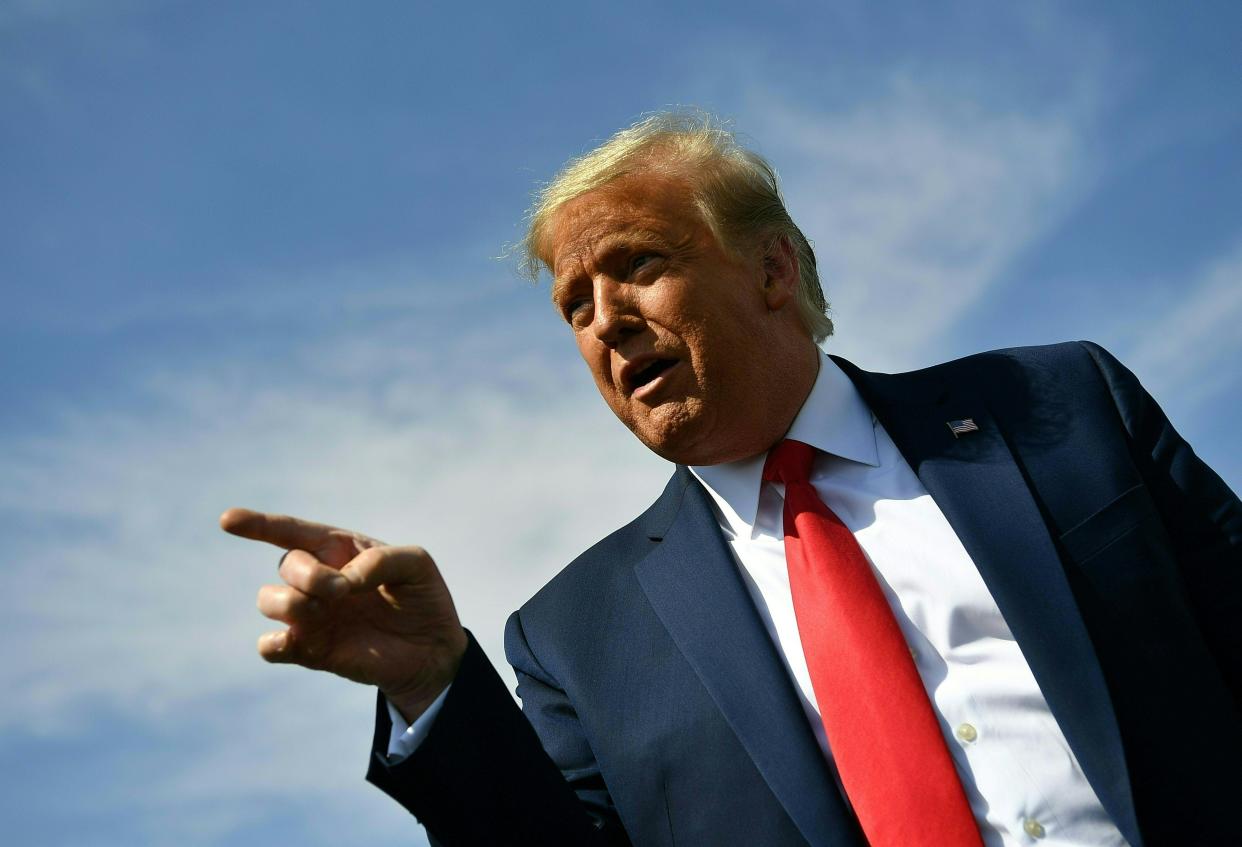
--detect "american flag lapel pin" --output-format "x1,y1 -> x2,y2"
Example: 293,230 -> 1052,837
946,418 -> 980,438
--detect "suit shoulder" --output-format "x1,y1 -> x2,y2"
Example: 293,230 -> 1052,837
923,340 -> 1117,378
836,341 -> 1137,438
892,340 -> 1133,401
837,340 -> 1112,385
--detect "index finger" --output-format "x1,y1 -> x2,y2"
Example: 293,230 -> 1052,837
219,507 -> 340,551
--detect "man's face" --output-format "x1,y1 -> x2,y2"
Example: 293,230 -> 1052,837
545,170 -> 793,465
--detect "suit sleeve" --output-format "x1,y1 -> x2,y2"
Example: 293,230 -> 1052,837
1079,340 -> 1242,704
364,626 -> 630,846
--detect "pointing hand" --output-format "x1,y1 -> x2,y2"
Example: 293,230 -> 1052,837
220,508 -> 468,721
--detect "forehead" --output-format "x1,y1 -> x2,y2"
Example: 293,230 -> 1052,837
544,172 -> 702,278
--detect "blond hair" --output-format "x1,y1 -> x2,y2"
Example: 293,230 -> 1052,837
521,110 -> 833,342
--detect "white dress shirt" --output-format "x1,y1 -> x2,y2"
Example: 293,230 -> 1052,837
688,352 -> 1127,847
390,352 -> 1129,846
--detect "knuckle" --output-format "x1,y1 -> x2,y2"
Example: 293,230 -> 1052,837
355,545 -> 389,570
280,558 -> 309,587
313,570 -> 343,595
351,530 -> 384,549
388,544 -> 428,565
260,586 -> 301,620
256,585 -> 280,612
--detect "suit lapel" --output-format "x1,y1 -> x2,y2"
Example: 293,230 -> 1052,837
834,357 -> 1143,847
635,468 -> 861,847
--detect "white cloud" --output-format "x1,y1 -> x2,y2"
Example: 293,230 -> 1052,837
0,309 -> 669,841
1121,240 -> 1242,411
2,321 -> 669,727
742,81 -> 1094,371
14,249 -> 518,333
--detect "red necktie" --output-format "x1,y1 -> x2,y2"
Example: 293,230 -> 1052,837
763,439 -> 983,847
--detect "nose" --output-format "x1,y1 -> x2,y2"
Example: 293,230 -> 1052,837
591,277 -> 642,348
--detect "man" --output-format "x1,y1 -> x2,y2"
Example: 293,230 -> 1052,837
221,113 -> 1241,846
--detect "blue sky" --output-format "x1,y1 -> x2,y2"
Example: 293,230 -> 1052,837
3,2 -> 1240,845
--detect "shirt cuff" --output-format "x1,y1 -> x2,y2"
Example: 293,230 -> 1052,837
385,684 -> 451,763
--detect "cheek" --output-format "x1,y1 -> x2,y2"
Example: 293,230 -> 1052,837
575,337 -> 617,394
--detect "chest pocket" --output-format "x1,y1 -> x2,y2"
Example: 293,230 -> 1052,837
1058,482 -> 1160,565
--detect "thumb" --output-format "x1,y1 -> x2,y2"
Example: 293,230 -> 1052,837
338,545 -> 439,592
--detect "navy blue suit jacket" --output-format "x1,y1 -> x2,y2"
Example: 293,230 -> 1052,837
367,342 -> 1241,846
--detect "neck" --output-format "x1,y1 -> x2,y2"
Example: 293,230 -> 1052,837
682,340 -> 821,466
765,342 -> 821,447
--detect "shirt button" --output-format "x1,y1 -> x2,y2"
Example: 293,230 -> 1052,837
955,723 -> 978,743
1023,818 -> 1046,839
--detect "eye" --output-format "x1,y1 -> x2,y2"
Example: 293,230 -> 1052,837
563,297 -> 592,326
629,253 -> 659,275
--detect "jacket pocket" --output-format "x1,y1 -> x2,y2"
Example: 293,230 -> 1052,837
1058,482 -> 1159,564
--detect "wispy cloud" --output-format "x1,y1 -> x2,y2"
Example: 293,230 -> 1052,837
2,316 -> 668,726
13,249 -> 516,333
743,79 -> 1095,370
1121,239 -> 1242,411
1,301 -> 668,842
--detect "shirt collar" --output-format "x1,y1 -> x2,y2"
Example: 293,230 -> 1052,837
689,350 -> 879,533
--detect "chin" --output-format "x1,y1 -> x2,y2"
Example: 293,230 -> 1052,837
628,400 -> 713,464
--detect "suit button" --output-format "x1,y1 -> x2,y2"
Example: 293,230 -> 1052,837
955,723 -> 978,743
1023,818 -> 1046,838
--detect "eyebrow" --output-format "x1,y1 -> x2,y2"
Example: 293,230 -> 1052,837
549,275 -> 577,306
550,228 -> 671,302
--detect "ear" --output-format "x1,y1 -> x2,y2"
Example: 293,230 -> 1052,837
761,235 -> 799,311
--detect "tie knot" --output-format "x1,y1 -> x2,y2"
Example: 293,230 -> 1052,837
762,439 -> 815,485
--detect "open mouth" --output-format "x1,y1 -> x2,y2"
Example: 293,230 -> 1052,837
629,358 -> 677,392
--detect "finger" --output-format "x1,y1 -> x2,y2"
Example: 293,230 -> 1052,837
280,549 -> 352,598
257,629 -> 299,664
256,584 -> 323,624
339,544 -> 436,592
220,508 -> 340,551
257,626 -> 331,670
